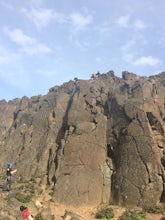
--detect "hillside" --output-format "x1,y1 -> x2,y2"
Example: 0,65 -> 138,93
1,70 -> 165,219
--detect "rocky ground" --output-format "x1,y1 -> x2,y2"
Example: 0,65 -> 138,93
0,178 -> 164,220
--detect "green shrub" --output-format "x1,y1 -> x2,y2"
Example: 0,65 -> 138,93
143,205 -> 164,214
0,174 -> 6,180
119,209 -> 147,220
14,193 -> 31,203
35,213 -> 45,220
30,176 -> 36,183
95,207 -> 114,219
34,213 -> 54,220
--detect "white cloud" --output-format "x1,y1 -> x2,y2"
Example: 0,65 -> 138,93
0,44 -> 30,89
0,1 -> 13,10
121,39 -> 136,51
121,40 -> 136,63
69,34 -> 90,51
96,57 -> 102,63
0,52 -> 29,88
97,21 -> 112,34
0,45 -> 17,64
4,28 -> 35,45
22,7 -> 92,32
134,19 -> 147,30
22,43 -> 52,55
158,36 -> 165,47
22,7 -> 65,29
74,40 -> 89,51
115,15 -> 130,28
0,69 -> 31,90
0,55 -> 9,64
69,12 -> 93,31
0,48 -> 9,64
29,0 -> 43,7
4,28 -> 52,55
122,53 -> 134,62
133,56 -> 160,66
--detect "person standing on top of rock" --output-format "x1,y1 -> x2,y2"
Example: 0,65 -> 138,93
96,71 -> 101,77
6,162 -> 17,191
20,206 -> 33,220
90,73 -> 97,81
73,77 -> 80,93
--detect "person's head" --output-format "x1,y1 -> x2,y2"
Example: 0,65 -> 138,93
7,162 -> 12,167
20,206 -> 27,211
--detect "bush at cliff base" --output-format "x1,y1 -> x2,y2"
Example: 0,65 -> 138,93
95,207 -> 114,219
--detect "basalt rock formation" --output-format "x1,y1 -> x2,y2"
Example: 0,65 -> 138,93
0,70 -> 165,207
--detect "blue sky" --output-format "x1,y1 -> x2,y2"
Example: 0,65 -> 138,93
0,0 -> 165,101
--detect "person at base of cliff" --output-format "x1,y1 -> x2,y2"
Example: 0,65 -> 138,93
20,206 -> 34,220
6,162 -> 17,191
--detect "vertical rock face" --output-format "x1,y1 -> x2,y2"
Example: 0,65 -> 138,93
109,71 -> 165,206
0,71 -> 165,207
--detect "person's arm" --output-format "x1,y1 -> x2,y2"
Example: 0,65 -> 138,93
11,169 -> 17,174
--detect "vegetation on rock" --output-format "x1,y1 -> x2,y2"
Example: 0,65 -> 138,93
95,206 -> 114,219
119,209 -> 147,220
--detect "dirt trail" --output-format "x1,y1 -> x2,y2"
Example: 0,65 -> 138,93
48,203 -> 126,220
49,202 -> 97,219
48,202 -> 163,220
35,191 -> 164,220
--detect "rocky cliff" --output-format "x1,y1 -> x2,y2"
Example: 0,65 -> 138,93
0,70 -> 165,207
